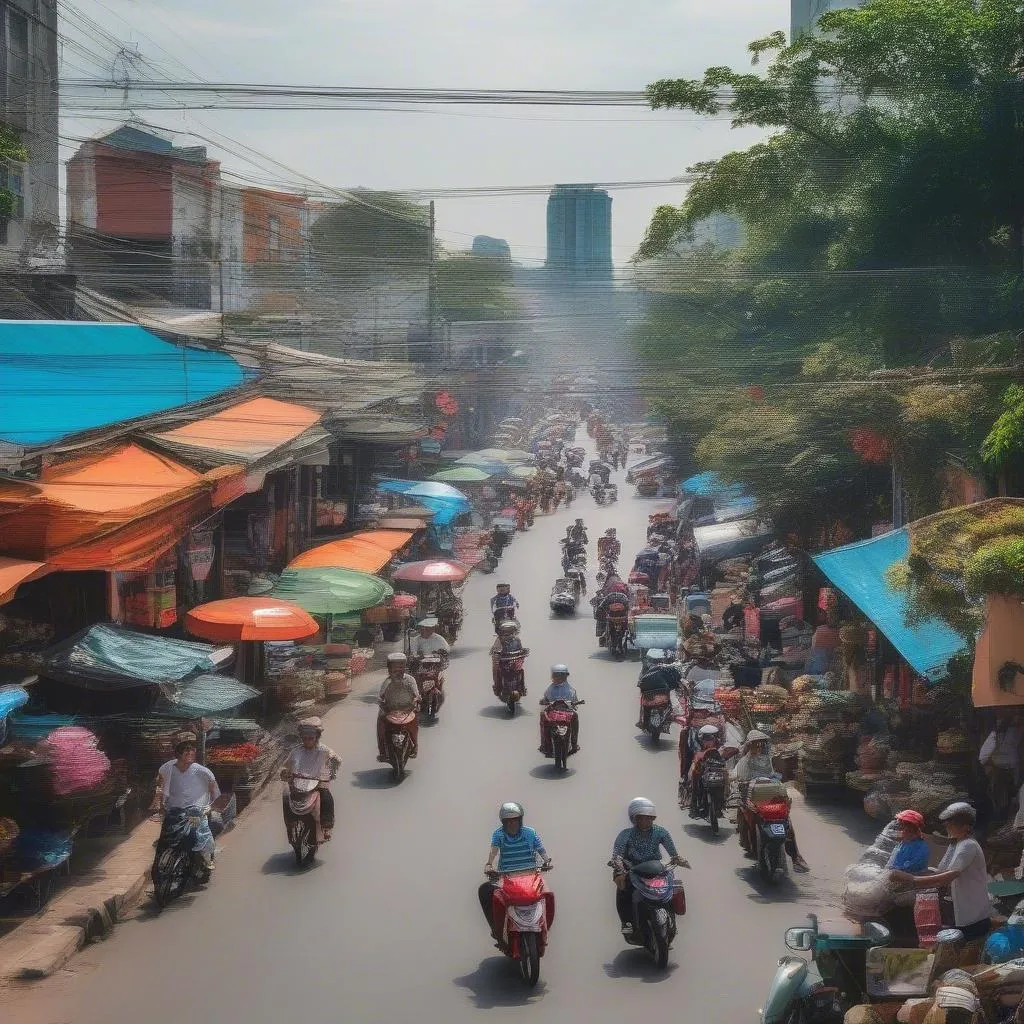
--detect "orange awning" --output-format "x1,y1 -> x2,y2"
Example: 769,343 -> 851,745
146,397 -> 324,465
288,536 -> 394,573
352,529 -> 415,553
0,444 -> 243,570
0,556 -> 47,606
185,597 -> 318,642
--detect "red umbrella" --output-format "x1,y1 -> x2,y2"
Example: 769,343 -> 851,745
185,597 -> 319,642
388,594 -> 419,609
391,559 -> 470,583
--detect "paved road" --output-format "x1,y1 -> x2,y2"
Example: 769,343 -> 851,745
8,435 -> 875,1022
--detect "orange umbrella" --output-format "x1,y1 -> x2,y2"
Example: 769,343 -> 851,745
353,529 -> 415,552
185,597 -> 318,642
288,536 -> 394,573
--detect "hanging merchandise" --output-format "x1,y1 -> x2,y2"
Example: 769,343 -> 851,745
187,529 -> 216,583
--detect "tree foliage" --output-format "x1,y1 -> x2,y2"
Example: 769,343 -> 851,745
0,124 -> 27,220
635,0 -> 1024,547
435,253 -> 518,322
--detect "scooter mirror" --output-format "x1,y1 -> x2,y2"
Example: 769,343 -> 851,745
784,927 -> 814,952
863,921 -> 892,946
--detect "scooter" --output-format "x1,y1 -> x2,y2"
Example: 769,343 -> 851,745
566,567 -> 586,601
638,691 -> 673,743
497,650 -> 529,716
539,697 -> 584,771
151,803 -> 213,908
414,654 -> 445,721
610,858 -> 686,969
486,865 -> 555,988
493,607 -> 519,634
739,778 -> 791,884
604,604 -> 630,658
382,710 -> 417,781
280,771 -> 326,867
691,750 -> 729,836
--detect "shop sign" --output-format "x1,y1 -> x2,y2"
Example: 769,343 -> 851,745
188,530 -> 215,582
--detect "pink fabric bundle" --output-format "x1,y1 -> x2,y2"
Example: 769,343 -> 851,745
41,726 -> 111,796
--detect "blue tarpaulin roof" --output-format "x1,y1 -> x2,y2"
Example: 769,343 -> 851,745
0,321 -> 246,446
813,528 -> 967,681
680,471 -> 746,501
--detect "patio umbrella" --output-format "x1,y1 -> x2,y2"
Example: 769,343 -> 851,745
185,596 -> 319,686
507,465 -> 538,480
272,567 -> 394,616
430,466 -> 492,483
455,454 -> 507,471
477,448 -> 534,463
391,559 -> 470,583
400,481 -> 469,502
288,536 -> 395,573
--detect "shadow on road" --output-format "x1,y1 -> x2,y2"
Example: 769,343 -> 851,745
735,865 -> 804,904
803,799 -> 880,847
682,822 -> 732,843
478,705 -> 533,719
261,851 -> 325,876
602,948 -> 678,982
450,645 -> 487,660
529,764 -> 577,780
632,733 -> 674,753
350,768 -> 403,790
453,957 -> 547,1008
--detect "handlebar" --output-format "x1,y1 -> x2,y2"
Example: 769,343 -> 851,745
486,863 -> 553,879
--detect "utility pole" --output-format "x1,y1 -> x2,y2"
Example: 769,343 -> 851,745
427,199 -> 436,364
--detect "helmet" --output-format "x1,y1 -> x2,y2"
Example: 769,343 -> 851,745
496,582 -> 510,590
418,617 -> 438,629
628,797 -> 656,822
606,528 -> 616,535
499,802 -> 524,822
698,724 -> 720,741
386,652 -> 408,664
550,664 -> 569,676
939,801 -> 976,823
895,810 -> 925,829
745,729 -> 770,745
499,620 -> 519,633
298,716 -> 322,735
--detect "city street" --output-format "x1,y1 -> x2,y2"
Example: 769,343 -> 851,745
6,446 -> 874,1023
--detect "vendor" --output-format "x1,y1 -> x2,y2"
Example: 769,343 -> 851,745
886,810 -> 930,874
892,802 -> 992,943
979,713 -> 1021,819
722,595 -> 745,633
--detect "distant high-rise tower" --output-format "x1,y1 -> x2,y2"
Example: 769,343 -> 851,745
791,0 -> 863,38
545,185 -> 612,275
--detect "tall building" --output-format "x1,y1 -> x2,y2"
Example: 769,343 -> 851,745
545,185 -> 611,276
792,0 -> 863,38
0,0 -> 59,264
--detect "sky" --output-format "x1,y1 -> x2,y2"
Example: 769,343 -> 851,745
62,0 -> 790,264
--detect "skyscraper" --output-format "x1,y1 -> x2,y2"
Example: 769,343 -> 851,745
545,185 -> 612,276
791,0 -> 863,38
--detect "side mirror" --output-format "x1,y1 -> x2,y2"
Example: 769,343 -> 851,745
864,921 -> 891,946
785,927 -> 814,952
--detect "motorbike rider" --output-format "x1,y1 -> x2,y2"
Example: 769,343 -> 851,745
480,802 -> 552,938
152,732 -> 220,868
597,528 -> 621,561
490,620 -> 527,695
686,724 -> 724,817
411,616 -> 450,663
593,573 -> 631,638
734,729 -> 809,872
612,798 -> 690,938
636,649 -> 683,728
377,652 -> 420,763
566,518 -> 588,545
539,664 -> 580,756
282,717 -> 340,841
490,582 -> 519,631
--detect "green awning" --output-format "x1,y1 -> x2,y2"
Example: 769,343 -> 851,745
271,567 -> 393,615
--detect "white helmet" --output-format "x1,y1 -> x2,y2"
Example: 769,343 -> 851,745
628,797 -> 656,822
698,724 -> 720,741
550,664 -> 570,676
499,801 -> 524,822
745,729 -> 770,745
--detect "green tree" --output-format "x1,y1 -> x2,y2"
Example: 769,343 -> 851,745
435,253 -> 518,322
0,124 -> 27,220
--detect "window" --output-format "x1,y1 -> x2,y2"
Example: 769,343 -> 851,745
267,214 -> 280,256
1,159 -> 23,219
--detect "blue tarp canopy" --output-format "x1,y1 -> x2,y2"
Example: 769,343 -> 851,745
375,479 -> 471,545
680,472 -> 746,501
813,528 -> 968,681
0,321 -> 246,446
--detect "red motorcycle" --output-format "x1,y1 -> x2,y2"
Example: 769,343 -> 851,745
639,691 -> 672,743
497,650 -> 528,716
414,655 -> 445,721
539,697 -> 584,771
382,710 -> 417,782
738,778 -> 791,885
604,602 -> 630,658
486,867 -> 555,987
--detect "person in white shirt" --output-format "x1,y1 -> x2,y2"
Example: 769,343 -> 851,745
980,714 -> 1021,817
283,717 -> 340,840
893,802 -> 992,944
152,733 -> 220,862
411,618 -> 450,660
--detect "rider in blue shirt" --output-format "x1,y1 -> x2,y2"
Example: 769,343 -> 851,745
479,803 -> 551,936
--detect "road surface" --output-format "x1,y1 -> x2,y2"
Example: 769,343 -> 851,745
7,435 -> 874,1022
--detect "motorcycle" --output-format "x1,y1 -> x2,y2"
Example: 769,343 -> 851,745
151,803 -> 213,908
566,567 -> 586,601
739,778 -> 791,884
591,484 -> 607,505
549,580 -> 578,616
610,858 -> 686,969
691,750 -> 729,836
493,606 -> 519,634
497,650 -> 529,715
602,484 -> 618,505
604,602 -> 630,658
382,710 -> 417,781
437,607 -> 462,644
639,691 -> 673,743
486,865 -> 555,987
478,548 -> 499,574
539,697 -> 584,771
414,655 -> 445,721
280,771 -> 328,866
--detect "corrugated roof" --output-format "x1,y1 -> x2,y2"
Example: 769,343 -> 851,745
0,320 -> 244,448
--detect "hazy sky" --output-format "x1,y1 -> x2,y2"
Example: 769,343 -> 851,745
65,0 -> 789,264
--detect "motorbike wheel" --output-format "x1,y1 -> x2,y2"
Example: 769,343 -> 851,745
291,818 -> 317,866
391,744 -> 408,782
518,931 -> 541,988
552,737 -> 567,771
506,695 -> 517,717
759,840 -> 783,885
646,723 -> 661,744
153,847 -> 190,908
645,917 -> 670,970
708,798 -> 719,837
